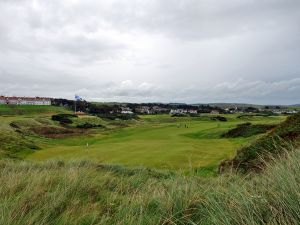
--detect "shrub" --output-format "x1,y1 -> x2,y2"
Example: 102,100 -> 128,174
221,123 -> 276,138
97,113 -> 139,120
76,122 -> 105,129
211,116 -> 227,121
51,114 -> 77,125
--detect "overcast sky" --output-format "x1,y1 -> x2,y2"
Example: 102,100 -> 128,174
0,0 -> 299,104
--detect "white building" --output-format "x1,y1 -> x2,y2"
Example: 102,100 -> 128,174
0,97 -> 6,104
135,106 -> 150,114
121,110 -> 133,114
170,109 -> 198,115
170,109 -> 188,115
188,109 -> 198,114
121,107 -> 133,114
0,96 -> 51,105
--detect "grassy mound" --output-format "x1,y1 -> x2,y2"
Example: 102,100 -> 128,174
221,122 -> 276,138
0,105 -> 69,116
0,130 -> 39,159
9,118 -> 76,138
220,113 -> 300,173
72,116 -> 106,129
0,148 -> 299,224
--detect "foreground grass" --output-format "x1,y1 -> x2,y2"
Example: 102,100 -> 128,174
0,148 -> 299,225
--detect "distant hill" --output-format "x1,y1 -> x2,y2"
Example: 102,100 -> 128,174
289,104 -> 300,107
207,102 -> 300,109
208,103 -> 262,108
290,104 -> 300,106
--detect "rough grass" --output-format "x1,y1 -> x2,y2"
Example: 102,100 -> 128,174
0,148 -> 299,225
221,122 -> 276,138
220,113 -> 300,172
9,118 -> 77,138
0,130 -> 39,159
0,105 -> 69,116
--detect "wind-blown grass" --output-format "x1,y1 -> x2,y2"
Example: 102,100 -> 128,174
220,113 -> 300,172
0,148 -> 299,225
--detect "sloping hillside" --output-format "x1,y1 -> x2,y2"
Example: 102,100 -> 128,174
220,113 -> 300,172
0,105 -> 69,116
0,106 -> 73,158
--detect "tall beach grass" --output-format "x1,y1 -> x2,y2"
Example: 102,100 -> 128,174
0,148 -> 299,225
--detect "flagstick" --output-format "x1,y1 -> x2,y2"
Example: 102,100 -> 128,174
75,100 -> 77,114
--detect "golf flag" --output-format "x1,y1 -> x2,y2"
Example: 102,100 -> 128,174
75,94 -> 82,101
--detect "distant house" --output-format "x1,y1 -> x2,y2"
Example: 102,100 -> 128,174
286,110 -> 298,114
170,109 -> 187,115
188,109 -> 198,114
121,110 -> 133,114
121,107 -> 133,114
0,96 -> 6,104
170,109 -> 198,115
152,106 -> 169,113
0,96 -> 51,105
135,106 -> 151,114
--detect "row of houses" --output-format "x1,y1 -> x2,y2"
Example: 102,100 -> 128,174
119,106 -> 199,115
169,109 -> 198,115
135,106 -> 170,114
0,96 -> 51,105
269,109 -> 299,114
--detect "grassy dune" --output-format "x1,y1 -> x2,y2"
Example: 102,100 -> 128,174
0,105 -> 69,116
220,113 -> 300,172
0,148 -> 299,225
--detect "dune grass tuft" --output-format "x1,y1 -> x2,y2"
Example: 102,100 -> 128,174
0,148 -> 299,225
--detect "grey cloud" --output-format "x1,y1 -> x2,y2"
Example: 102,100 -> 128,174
0,0 -> 299,104
91,0 -> 300,40
74,78 -> 300,104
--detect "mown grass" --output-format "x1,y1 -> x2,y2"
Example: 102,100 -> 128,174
0,148 -> 299,225
26,114 -> 285,171
25,121 -> 254,170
